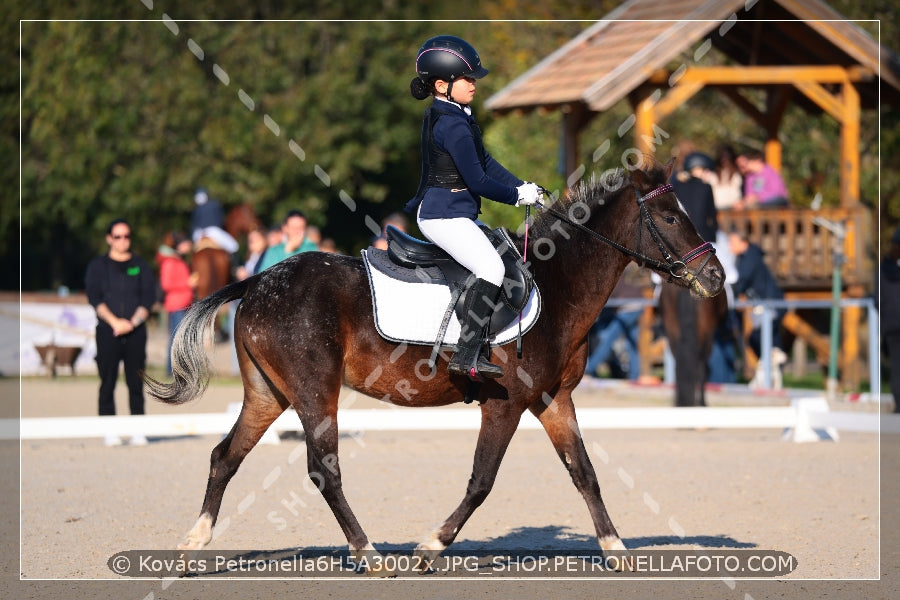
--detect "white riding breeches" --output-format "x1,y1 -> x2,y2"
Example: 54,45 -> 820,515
416,214 -> 505,286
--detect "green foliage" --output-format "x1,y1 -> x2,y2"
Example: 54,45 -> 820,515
7,1 -> 898,289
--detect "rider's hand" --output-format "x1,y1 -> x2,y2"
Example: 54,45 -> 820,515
516,182 -> 542,206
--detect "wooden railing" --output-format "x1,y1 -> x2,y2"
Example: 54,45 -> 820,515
719,206 -> 876,293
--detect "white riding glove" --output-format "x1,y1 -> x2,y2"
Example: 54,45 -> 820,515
516,182 -> 542,206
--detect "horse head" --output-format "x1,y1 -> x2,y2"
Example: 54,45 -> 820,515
627,158 -> 725,298
544,157 -> 725,299
224,203 -> 261,239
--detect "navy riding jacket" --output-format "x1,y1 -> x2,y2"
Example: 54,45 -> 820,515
405,99 -> 522,220
734,243 -> 784,302
670,174 -> 719,242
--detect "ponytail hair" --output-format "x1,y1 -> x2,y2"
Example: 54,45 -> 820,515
410,76 -> 432,100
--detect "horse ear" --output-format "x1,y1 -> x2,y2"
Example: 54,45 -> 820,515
630,160 -> 649,190
663,156 -> 675,181
663,157 -> 676,180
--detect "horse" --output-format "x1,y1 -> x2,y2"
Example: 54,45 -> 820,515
145,158 -> 725,574
191,203 -> 261,340
192,202 -> 261,300
658,280 -> 729,406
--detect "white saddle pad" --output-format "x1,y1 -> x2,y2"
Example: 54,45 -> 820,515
362,250 -> 541,348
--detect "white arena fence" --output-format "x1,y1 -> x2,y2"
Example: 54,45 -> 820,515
4,398 -> 896,444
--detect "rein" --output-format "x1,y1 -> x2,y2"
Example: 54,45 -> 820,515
535,183 -> 715,281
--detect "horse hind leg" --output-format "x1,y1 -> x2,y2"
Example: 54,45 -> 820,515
178,386 -> 287,550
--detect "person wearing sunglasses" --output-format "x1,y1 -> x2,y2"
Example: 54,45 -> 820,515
85,218 -> 157,446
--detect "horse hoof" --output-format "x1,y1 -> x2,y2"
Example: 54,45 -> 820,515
413,550 -> 439,574
176,541 -> 204,551
613,553 -> 635,572
600,536 -> 632,572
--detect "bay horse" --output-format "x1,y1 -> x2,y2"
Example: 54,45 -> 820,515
192,203 -> 262,300
145,158 -> 724,573
191,203 -> 261,340
658,281 -> 729,406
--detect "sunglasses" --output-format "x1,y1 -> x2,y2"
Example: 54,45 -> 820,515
111,234 -> 131,240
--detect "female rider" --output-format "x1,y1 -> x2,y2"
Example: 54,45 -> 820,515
404,35 -> 541,380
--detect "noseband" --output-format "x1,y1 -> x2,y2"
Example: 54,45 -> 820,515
634,183 -> 716,282
537,182 -> 716,282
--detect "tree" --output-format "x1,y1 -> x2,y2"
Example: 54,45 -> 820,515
7,1 -> 898,290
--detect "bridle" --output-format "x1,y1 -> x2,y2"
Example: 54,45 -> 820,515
535,182 -> 716,284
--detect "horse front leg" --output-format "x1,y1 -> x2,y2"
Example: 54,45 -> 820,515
414,400 -> 522,569
529,387 -> 630,563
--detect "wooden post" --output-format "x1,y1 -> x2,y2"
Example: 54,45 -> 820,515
764,137 -> 782,172
841,80 -> 860,207
842,284 -> 866,390
634,97 -> 656,154
763,86 -> 790,171
638,287 -> 656,380
561,103 -> 591,187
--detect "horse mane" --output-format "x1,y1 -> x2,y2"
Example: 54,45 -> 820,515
530,158 -> 670,241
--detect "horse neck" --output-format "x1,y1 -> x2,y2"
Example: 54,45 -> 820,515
527,195 -> 637,338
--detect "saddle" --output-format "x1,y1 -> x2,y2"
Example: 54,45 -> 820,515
384,225 -> 534,337
193,237 -> 223,252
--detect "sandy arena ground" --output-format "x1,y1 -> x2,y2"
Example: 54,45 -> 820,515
4,330 -> 899,599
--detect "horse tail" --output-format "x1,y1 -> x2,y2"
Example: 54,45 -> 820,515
144,277 -> 252,405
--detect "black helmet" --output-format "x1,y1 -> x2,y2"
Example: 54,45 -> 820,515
683,152 -> 715,172
415,35 -> 489,82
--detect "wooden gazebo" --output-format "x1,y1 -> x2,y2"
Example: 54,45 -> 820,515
486,0 -> 900,387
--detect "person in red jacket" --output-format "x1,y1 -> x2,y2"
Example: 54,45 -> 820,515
156,231 -> 197,375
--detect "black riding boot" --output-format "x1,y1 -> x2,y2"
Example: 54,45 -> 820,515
448,278 -> 504,380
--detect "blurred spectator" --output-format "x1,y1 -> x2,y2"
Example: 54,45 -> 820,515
670,139 -> 698,176
266,224 -> 284,248
881,227 -> 900,412
707,144 -> 743,210
156,232 -> 197,376
190,188 -> 239,253
306,225 -> 323,248
319,238 -> 339,253
584,265 -> 644,381
235,227 -> 268,280
735,151 -> 789,209
373,212 -> 409,251
671,151 -> 718,242
85,218 -> 156,446
729,230 -> 787,386
257,210 -> 319,271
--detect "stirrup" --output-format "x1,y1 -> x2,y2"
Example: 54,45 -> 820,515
448,354 -> 503,381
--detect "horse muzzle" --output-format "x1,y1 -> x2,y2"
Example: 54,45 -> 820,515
686,260 -> 726,298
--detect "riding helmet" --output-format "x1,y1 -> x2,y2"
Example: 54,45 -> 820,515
683,152 -> 715,172
415,35 -> 489,82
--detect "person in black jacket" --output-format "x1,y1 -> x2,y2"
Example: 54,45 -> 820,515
728,230 -> 786,366
670,152 -> 718,242
881,227 -> 900,411
85,218 -> 157,445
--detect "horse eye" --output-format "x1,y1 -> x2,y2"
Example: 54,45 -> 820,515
664,215 -> 678,225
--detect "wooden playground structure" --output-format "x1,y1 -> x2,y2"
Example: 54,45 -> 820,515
485,0 -> 897,390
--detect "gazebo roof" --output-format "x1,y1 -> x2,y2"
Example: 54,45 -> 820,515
485,0 -> 900,114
